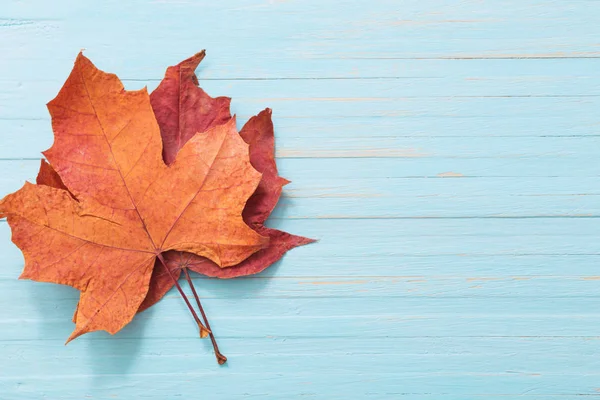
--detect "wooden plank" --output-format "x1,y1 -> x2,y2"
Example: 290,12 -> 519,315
3,80 -> 600,122
4,295 -> 600,339
4,339 -> 600,379
5,274 -> 600,299
1,160 -> 599,219
1,118 -> 600,157
1,373 -> 599,399
2,0 -> 600,70
2,217 -> 599,255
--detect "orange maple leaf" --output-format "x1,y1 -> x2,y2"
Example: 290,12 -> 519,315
0,53 -> 268,342
133,53 -> 315,313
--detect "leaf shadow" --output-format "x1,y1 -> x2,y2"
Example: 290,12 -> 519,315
264,191 -> 293,229
84,308 -> 153,387
25,278 -> 151,385
24,280 -> 79,338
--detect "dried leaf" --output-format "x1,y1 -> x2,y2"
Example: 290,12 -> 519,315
136,56 -> 314,311
0,53 -> 267,341
186,109 -> 315,278
171,226 -> 315,279
239,108 -> 291,226
149,51 -> 231,165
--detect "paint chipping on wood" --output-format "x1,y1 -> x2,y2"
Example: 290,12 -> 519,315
298,280 -> 369,285
437,171 -> 464,178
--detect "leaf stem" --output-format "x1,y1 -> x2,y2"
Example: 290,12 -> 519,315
156,254 -> 210,338
183,267 -> 227,365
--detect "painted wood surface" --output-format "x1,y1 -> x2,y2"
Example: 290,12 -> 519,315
1,0 -> 600,398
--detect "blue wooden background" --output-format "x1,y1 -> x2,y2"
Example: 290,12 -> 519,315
2,0 -> 600,398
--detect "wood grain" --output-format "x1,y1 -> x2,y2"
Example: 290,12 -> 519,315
1,0 -> 600,398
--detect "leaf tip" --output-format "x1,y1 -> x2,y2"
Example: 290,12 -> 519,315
301,236 -> 318,245
64,334 -> 76,345
180,50 -> 207,80
75,50 -> 89,64
17,268 -> 31,279
279,177 -> 291,187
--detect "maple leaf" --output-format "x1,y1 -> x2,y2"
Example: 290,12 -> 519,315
136,53 -> 315,312
149,50 -> 232,165
0,53 -> 268,342
170,109 -> 315,277
40,53 -> 315,313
